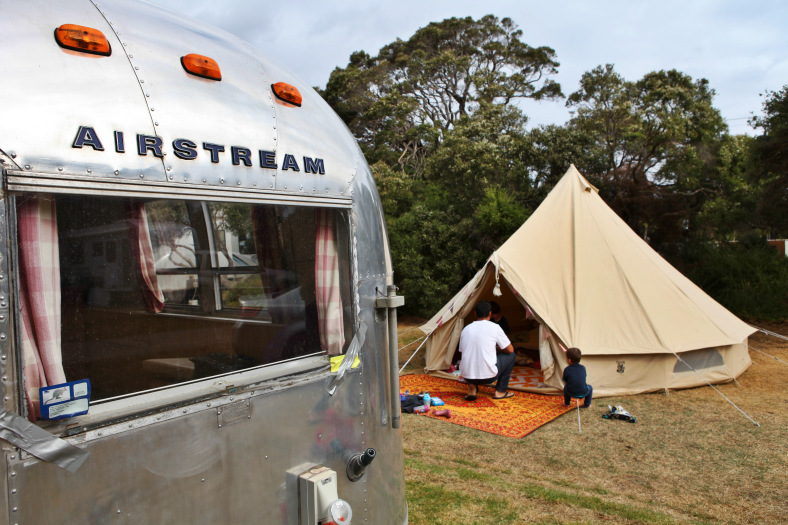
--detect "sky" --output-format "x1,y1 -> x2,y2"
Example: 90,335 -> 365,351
155,0 -> 788,135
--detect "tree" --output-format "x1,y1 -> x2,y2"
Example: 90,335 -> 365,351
320,15 -> 561,174
566,65 -> 729,246
749,85 -> 788,237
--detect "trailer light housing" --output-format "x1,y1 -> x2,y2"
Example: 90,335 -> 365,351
272,82 -> 302,107
181,54 -> 222,81
54,24 -> 112,56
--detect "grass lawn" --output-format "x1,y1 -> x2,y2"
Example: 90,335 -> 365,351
397,318 -> 788,524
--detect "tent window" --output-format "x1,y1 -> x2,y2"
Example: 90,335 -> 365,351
673,348 -> 724,374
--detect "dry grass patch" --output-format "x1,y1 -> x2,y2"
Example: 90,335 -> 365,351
399,318 -> 788,524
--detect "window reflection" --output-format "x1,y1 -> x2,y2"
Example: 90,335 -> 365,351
42,195 -> 353,402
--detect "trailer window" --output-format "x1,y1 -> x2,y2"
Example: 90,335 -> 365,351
16,194 -> 352,413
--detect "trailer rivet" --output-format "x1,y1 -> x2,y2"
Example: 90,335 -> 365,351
151,107 -> 155,111
87,169 -> 92,174
183,409 -> 187,413
154,122 -> 159,126
2,377 -> 7,382
135,66 -> 139,70
203,179 -> 207,183
201,478 -> 205,482
12,507 -> 17,512
237,181 -> 241,186
169,176 -> 174,180
0,334 -> 5,341
115,170 -> 119,175
2,355 -> 6,360
24,165 -> 30,170
207,403 -> 211,407
10,472 -> 15,477
10,153 -> 16,158
140,79 -> 144,83
11,489 -> 16,494
318,434 -> 322,439
10,455 -> 14,460
58,167 -> 63,172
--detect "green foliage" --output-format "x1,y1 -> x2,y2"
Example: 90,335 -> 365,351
672,240 -> 788,321
319,19 -> 788,321
388,203 -> 484,315
473,187 -> 530,253
566,64 -> 729,247
320,14 -> 561,175
425,103 -> 534,210
749,85 -> 788,236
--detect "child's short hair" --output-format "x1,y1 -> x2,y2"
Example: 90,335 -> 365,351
566,347 -> 582,364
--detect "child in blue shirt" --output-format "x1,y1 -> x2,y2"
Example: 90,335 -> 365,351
563,347 -> 592,408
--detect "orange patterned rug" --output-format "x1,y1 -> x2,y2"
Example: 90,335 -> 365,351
399,374 -> 573,438
508,366 -> 543,388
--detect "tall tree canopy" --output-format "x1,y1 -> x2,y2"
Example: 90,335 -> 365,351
319,21 -> 786,320
566,64 -> 729,246
320,15 -> 562,174
749,85 -> 788,236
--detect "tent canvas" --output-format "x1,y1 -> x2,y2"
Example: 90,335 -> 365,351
419,166 -> 755,397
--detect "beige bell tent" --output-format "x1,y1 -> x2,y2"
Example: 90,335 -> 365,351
419,166 -> 755,397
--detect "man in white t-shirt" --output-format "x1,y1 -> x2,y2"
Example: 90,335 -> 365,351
459,301 -> 516,401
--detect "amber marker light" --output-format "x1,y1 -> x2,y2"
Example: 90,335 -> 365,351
272,82 -> 302,107
181,54 -> 222,81
54,24 -> 112,56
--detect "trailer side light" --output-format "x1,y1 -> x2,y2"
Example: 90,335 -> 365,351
181,54 -> 222,81
272,82 -> 302,107
54,24 -> 112,56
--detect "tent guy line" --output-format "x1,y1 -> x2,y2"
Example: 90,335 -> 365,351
398,336 -> 425,353
746,345 -> 787,366
672,353 -> 759,427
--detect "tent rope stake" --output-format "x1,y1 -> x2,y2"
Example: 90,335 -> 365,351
672,353 -> 760,427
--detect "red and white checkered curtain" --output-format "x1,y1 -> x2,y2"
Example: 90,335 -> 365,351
17,195 -> 66,420
129,202 -> 164,313
315,209 -> 345,356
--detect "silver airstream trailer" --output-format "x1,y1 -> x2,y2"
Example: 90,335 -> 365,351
0,1 -> 407,523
